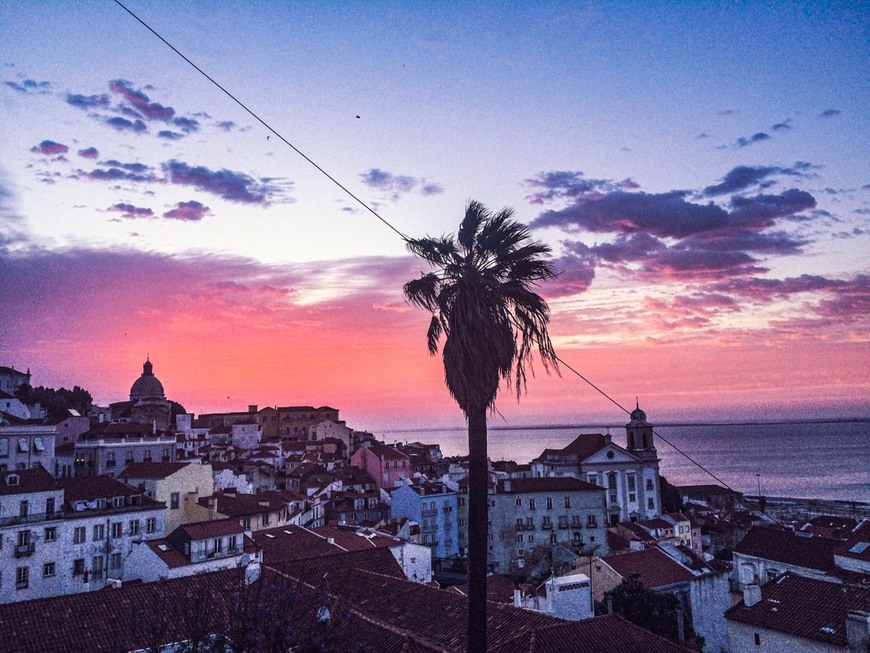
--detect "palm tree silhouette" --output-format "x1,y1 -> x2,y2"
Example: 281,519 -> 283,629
404,200 -> 558,652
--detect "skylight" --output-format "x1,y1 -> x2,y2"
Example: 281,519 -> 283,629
849,541 -> 870,554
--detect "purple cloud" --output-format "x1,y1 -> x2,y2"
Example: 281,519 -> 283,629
163,160 -> 280,204
163,200 -> 209,221
77,147 -> 99,159
359,168 -> 443,200
5,79 -> 51,94
30,140 -> 69,156
736,132 -> 771,147
109,79 -> 175,121
172,117 -> 200,133
215,120 -> 237,131
108,203 -> 154,219
83,161 -> 156,183
702,163 -> 816,197
65,93 -> 110,110
524,171 -> 638,205
104,116 -> 147,133
157,130 -> 184,141
531,190 -> 730,239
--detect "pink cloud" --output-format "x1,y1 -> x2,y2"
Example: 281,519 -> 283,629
163,201 -> 209,221
30,140 -> 69,156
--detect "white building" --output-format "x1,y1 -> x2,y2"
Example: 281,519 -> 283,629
1,468 -> 165,604
0,424 -> 57,473
514,572 -> 593,621
531,404 -> 661,525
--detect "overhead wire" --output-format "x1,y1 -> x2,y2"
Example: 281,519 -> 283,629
113,0 -> 753,499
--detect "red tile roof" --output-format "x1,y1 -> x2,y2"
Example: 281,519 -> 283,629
119,462 -> 191,479
498,476 -> 603,493
0,466 -> 60,495
602,548 -> 696,588
726,572 -> 870,647
178,518 -> 245,540
735,526 -> 840,572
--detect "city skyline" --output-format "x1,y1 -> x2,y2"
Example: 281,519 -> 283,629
1,2 -> 868,430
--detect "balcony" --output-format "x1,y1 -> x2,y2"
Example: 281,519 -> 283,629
14,543 -> 35,558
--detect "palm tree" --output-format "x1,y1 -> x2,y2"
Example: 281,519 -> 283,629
404,200 -> 558,653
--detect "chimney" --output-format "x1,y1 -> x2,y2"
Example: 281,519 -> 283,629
846,610 -> 870,653
244,559 -> 262,585
743,583 -> 762,608
248,405 -> 258,414
513,588 -> 522,608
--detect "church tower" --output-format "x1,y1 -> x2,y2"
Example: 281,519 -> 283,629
625,401 -> 657,462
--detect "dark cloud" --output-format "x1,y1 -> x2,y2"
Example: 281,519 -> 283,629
215,121 -> 237,131
771,119 -> 792,132
820,109 -> 841,118
83,161 -> 157,184
718,110 -> 740,116
104,116 -> 147,133
5,79 -> 51,94
702,162 -> 817,197
30,140 -> 69,156
163,160 -> 282,204
77,147 -> 99,159
158,130 -> 184,141
108,79 -> 175,121
729,188 -> 816,227
524,171 -> 638,205
531,190 -> 730,239
108,203 -> 154,219
65,93 -> 110,110
172,117 -> 200,133
163,200 -> 209,221
359,168 -> 444,200
736,132 -> 771,147
541,253 -> 596,298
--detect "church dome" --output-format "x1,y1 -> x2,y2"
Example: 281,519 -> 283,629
130,358 -> 166,401
629,401 -> 647,423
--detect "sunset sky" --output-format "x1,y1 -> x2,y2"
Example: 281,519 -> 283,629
1,2 -> 868,432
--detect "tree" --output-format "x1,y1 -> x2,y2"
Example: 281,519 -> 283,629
659,474 -> 684,513
595,574 -> 704,650
404,200 -> 558,652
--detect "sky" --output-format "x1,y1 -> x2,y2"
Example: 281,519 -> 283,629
1,1 -> 868,432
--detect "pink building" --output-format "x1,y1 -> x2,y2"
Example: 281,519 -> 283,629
350,443 -> 411,491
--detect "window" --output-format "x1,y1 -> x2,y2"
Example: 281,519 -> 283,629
45,497 -> 56,516
228,535 -> 238,551
111,522 -> 123,538
458,497 -> 466,507
529,499 -> 536,510
43,562 -> 55,577
110,552 -> 122,570
17,530 -> 30,549
0,437 -> 7,457
106,451 -> 116,468
44,526 -> 57,542
146,517 -> 157,534
515,497 -> 522,506
587,474 -> 598,487
93,524 -> 105,541
261,514 -> 270,527
558,516 -> 569,529
647,498 -> 655,510
527,534 -> 533,542
572,515 -> 581,528
129,519 -> 140,535
241,517 -> 251,530
170,492 -> 180,510
113,496 -> 124,508
646,478 -> 654,491
125,450 -> 134,463
33,437 -> 45,452
525,516 -> 534,529
73,526 -> 86,544
542,516 -> 552,529
550,533 -> 558,544
754,633 -> 761,646
516,534 -> 523,543
73,558 -> 85,576
91,555 -> 103,579
162,448 -> 170,461
564,496 -> 571,509
19,500 -> 29,518
15,566 -> 28,590
587,515 -> 598,528
143,449 -> 152,462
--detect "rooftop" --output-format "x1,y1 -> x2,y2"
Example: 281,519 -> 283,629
119,462 -> 192,479
602,548 -> 696,589
735,526 -> 840,572
726,572 -> 870,647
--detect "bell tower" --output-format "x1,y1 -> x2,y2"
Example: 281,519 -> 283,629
625,400 -> 657,462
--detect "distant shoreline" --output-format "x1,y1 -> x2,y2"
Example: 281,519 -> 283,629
385,417 -> 870,434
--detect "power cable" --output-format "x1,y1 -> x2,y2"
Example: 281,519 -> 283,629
114,0 -> 765,506
112,0 -> 409,242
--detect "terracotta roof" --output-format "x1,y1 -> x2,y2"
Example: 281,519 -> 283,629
497,477 -> 602,493
119,462 -> 191,479
0,466 -> 60,495
735,526 -> 840,572
490,614 -> 693,653
178,518 -> 245,540
726,572 -> 870,647
55,441 -> 75,455
450,573 -> 517,604
57,475 -> 141,502
199,490 -> 289,518
366,442 -> 411,461
602,548 -> 695,588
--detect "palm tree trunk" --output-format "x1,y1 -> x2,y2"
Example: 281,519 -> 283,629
466,404 -> 488,653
